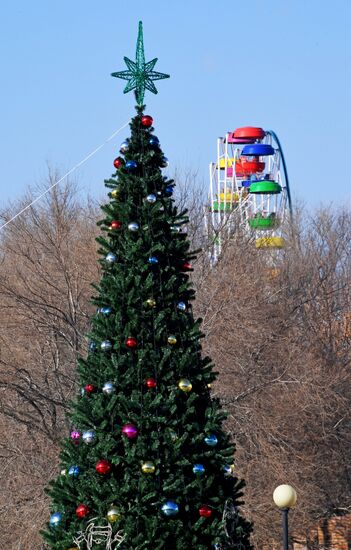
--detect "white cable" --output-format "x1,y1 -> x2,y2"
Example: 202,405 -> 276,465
0,120 -> 130,231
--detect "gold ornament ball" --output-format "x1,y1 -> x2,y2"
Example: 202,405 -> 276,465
167,335 -> 177,345
141,461 -> 156,474
145,298 -> 156,308
178,378 -> 192,392
111,188 -> 120,199
107,506 -> 121,523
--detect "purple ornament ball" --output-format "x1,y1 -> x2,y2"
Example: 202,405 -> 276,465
122,423 -> 138,440
70,430 -> 80,443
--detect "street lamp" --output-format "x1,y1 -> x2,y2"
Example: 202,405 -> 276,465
273,484 -> 297,550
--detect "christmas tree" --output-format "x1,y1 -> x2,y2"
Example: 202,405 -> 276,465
43,22 -> 253,550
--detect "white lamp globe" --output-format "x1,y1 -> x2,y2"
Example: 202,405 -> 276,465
273,484 -> 297,509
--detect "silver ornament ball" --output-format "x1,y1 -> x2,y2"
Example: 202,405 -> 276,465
102,381 -> 115,395
105,252 -> 117,264
101,340 -> 112,351
128,222 -> 139,232
82,430 -> 95,444
145,194 -> 157,204
119,140 -> 129,154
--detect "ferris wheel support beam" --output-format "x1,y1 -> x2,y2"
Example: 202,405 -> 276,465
266,130 -> 292,216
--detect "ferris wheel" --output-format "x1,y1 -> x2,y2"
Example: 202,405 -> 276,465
205,127 -> 292,264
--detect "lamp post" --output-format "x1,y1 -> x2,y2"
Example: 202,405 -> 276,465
273,484 -> 297,550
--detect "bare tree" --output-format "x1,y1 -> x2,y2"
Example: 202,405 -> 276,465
194,208 -> 351,547
0,175 -> 99,548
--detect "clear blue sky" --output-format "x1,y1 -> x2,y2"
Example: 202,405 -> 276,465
0,0 -> 350,208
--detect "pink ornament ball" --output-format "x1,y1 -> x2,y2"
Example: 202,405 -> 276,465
122,423 -> 138,440
70,430 -> 80,443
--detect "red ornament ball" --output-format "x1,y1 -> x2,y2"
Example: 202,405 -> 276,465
145,377 -> 157,389
113,157 -> 124,169
199,504 -> 212,518
126,337 -> 137,349
181,261 -> 193,271
84,384 -> 95,395
141,115 -> 153,128
110,220 -> 122,230
76,503 -> 90,519
95,459 -> 112,475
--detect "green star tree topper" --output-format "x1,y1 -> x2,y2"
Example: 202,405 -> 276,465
111,21 -> 169,106
43,21 -> 252,550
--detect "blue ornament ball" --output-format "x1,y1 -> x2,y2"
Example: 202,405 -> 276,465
148,256 -> 159,265
100,307 -> 112,316
164,186 -> 173,196
105,252 -> 117,264
119,140 -> 129,154
102,381 -> 115,395
82,430 -> 95,444
177,301 -> 187,311
49,512 -> 63,527
161,501 -> 179,517
149,136 -> 159,146
126,160 -> 137,170
204,434 -> 218,447
145,194 -> 157,204
193,463 -> 205,475
68,465 -> 80,477
161,156 -> 169,168
101,340 -> 112,351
